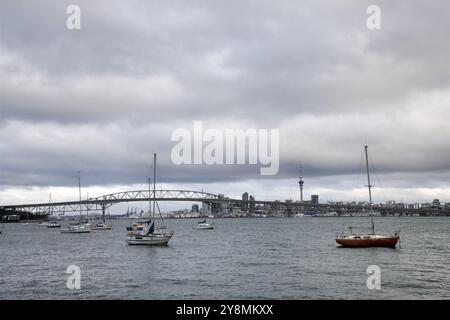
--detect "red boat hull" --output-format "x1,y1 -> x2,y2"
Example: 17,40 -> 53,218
336,236 -> 399,248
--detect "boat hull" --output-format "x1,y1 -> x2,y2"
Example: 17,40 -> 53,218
192,222 -> 215,230
192,225 -> 214,230
126,235 -> 172,246
336,236 -> 399,248
61,229 -> 91,234
61,225 -> 92,233
92,225 -> 112,230
125,232 -> 173,246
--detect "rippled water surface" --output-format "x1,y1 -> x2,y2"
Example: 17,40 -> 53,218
0,217 -> 449,299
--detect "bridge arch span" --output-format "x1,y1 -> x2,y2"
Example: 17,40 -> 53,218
1,189 -> 219,215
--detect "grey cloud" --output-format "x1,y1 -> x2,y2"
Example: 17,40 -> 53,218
0,0 -> 450,201
2,0 -> 449,123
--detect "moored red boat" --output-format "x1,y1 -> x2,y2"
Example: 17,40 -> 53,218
336,231 -> 400,248
335,146 -> 401,248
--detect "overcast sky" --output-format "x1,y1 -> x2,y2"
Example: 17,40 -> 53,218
1,0 -> 450,210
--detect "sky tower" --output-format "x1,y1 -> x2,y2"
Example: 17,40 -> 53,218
298,164 -> 304,203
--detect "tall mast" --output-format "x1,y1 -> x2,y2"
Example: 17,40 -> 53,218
364,146 -> 375,234
153,153 -> 156,219
148,177 -> 152,214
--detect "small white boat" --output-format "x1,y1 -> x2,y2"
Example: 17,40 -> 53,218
61,223 -> 91,234
192,220 -> 215,230
38,221 -> 51,226
91,222 -> 112,230
47,221 -> 61,228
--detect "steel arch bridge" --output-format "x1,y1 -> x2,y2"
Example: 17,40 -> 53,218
1,189 -> 219,215
2,189 -> 401,217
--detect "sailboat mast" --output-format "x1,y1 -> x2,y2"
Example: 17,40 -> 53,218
152,153 -> 156,219
364,146 -> 375,234
147,177 -> 151,213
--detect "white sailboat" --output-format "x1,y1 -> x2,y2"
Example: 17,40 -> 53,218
92,198 -> 113,231
61,223 -> 91,233
47,221 -> 61,228
38,221 -> 51,226
192,220 -> 215,230
125,220 -> 173,245
126,153 -> 173,245
92,221 -> 112,230
47,194 -> 61,228
61,171 -> 91,234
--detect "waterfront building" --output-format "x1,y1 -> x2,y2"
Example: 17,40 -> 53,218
249,195 -> 255,213
242,192 -> 249,212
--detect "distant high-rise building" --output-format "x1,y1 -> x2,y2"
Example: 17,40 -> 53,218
311,195 -> 319,204
213,194 -> 226,213
192,204 -> 199,213
201,202 -> 210,215
242,192 -> 249,211
249,195 -> 255,213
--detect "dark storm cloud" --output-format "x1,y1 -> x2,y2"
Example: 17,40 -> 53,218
1,0 -> 450,194
2,0 -> 449,121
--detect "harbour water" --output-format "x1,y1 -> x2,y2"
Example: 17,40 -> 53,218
0,217 -> 449,299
